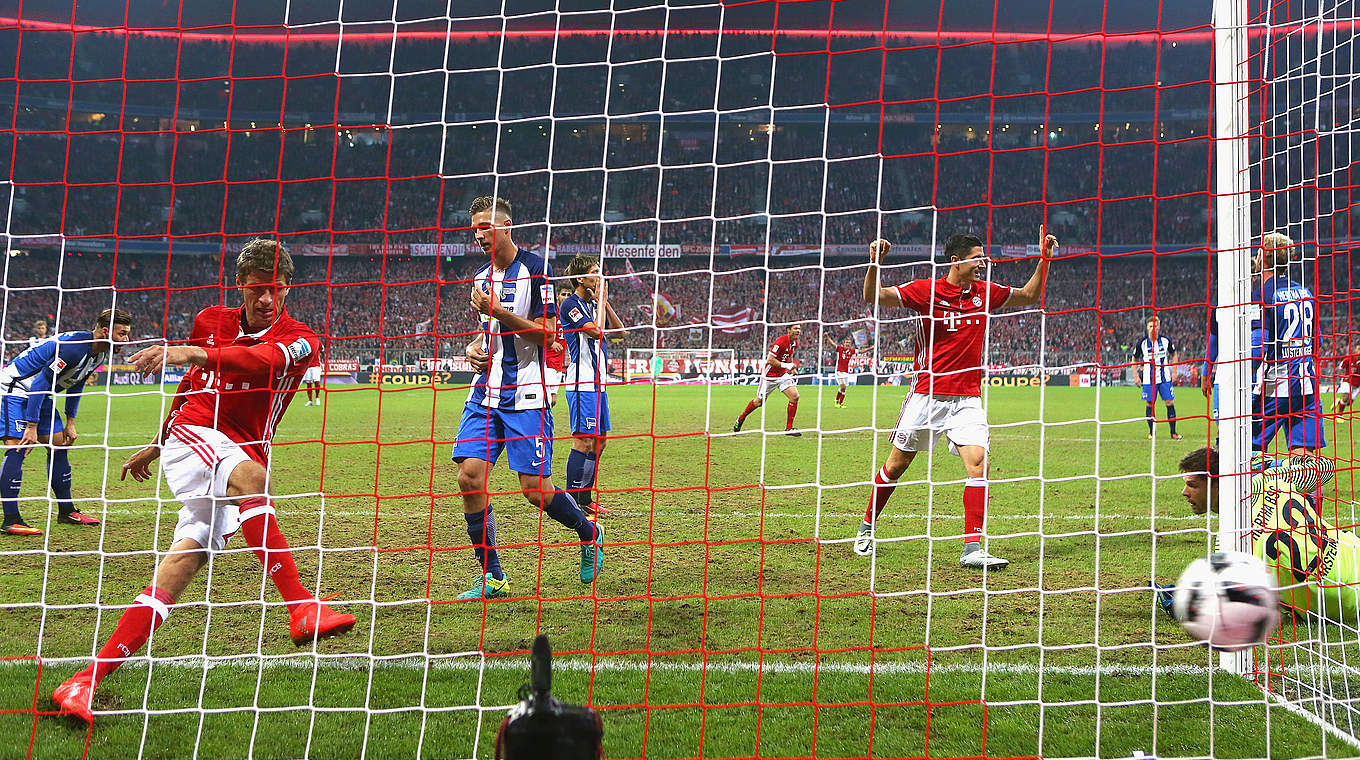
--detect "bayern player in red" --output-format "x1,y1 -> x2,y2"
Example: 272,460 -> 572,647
733,324 -> 803,436
825,335 -> 857,407
1333,336 -> 1360,414
51,240 -> 356,722
857,228 -> 1055,569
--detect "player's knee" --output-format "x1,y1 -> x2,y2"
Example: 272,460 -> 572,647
225,460 -> 269,499
457,466 -> 487,495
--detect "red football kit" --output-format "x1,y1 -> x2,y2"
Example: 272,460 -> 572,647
163,306 -> 320,462
1342,355 -> 1360,387
893,278 -> 1012,396
835,345 -> 856,373
765,334 -> 798,378
546,340 -> 566,373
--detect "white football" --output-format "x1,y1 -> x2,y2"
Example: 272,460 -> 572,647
1172,551 -> 1279,652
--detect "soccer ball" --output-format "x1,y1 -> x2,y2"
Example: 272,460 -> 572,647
1172,551 -> 1279,652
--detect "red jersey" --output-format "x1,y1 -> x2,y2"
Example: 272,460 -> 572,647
894,278 -> 1012,396
1342,355 -> 1360,385
835,345 -> 856,373
765,334 -> 798,378
546,340 -> 565,373
165,306 -> 319,463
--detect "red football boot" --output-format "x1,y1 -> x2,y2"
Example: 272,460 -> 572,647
51,670 -> 95,723
58,511 -> 101,526
289,599 -> 356,645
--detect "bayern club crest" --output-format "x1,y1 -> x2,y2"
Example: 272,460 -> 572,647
972,296 -> 982,307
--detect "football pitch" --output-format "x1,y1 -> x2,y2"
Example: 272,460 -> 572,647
2,382 -> 1357,759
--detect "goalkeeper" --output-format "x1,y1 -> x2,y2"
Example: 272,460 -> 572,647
1158,447 -> 1360,625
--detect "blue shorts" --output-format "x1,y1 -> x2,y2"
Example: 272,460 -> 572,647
1253,395 -> 1326,451
1,395 -> 59,438
1141,382 -> 1174,402
452,402 -> 553,477
565,390 -> 610,436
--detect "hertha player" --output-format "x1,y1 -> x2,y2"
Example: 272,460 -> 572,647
455,196 -> 603,601
856,228 -> 1055,569
1157,447 -> 1360,625
1,309 -> 132,534
733,324 -> 803,436
826,335 -> 857,408
1135,315 -> 1183,440
51,240 -> 355,723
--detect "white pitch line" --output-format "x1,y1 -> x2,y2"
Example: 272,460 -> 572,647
0,654 -> 1223,678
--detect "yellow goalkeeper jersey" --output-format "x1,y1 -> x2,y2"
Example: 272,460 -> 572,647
1249,457 -> 1360,624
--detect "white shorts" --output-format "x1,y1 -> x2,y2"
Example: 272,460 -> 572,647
890,393 -> 989,455
163,425 -> 253,552
1341,382 -> 1360,402
546,368 -> 562,389
836,371 -> 853,387
757,375 -> 797,400
302,366 -> 322,384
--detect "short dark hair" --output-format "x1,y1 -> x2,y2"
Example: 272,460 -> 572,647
95,308 -> 133,330
237,239 -> 295,285
1178,446 -> 1215,478
944,233 -> 985,261
470,196 -> 513,220
566,255 -> 599,292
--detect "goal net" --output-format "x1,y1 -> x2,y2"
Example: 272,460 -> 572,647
2,0 -> 1359,758
1222,0 -> 1360,742
622,348 -> 737,385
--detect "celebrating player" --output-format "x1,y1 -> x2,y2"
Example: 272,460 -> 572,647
732,324 -> 803,436
0,308 -> 132,535
1332,336 -> 1360,414
455,196 -> 604,601
856,228 -> 1055,569
560,255 -> 625,515
50,240 -> 356,723
1135,315 -> 1183,440
1156,447 -> 1358,624
826,335 -> 857,408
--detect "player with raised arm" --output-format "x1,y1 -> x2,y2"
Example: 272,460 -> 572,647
1156,447 -> 1360,624
560,255 -> 625,516
0,309 -> 132,535
826,335 -> 857,408
733,324 -> 803,436
1135,315 -> 1183,440
50,240 -> 356,723
455,196 -> 604,601
856,228 -> 1055,569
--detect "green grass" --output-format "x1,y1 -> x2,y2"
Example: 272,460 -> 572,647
1,382 -> 1358,758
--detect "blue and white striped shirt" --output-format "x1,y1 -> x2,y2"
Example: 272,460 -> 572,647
0,332 -> 103,421
560,293 -> 605,393
466,249 -> 557,411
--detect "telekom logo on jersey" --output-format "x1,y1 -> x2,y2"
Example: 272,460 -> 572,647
939,311 -> 984,332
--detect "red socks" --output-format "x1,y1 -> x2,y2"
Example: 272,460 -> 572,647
785,399 -> 798,430
864,465 -> 898,524
737,400 -> 758,423
87,585 -> 174,686
963,479 -> 987,544
836,390 -> 845,404
237,497 -> 312,614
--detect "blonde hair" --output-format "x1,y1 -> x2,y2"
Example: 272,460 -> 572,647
1260,232 -> 1296,273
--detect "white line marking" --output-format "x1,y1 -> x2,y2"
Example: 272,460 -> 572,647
78,508 -> 1211,522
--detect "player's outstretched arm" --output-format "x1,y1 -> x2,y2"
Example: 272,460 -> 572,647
1003,225 -> 1057,308
863,239 -> 904,309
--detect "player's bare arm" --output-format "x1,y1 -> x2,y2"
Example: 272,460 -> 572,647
1003,225 -> 1056,309
127,344 -> 210,374
863,239 -> 904,308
